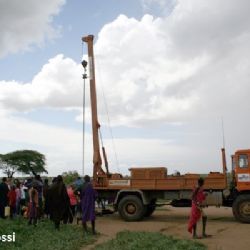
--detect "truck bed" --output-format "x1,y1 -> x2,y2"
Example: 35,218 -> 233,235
94,167 -> 227,191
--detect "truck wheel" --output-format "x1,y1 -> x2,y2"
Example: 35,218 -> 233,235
232,194 -> 250,223
118,195 -> 145,221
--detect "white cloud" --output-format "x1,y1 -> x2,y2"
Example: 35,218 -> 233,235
2,0 -> 250,127
1,0 -> 250,175
0,0 -> 65,58
94,24 -> 244,127
0,54 -> 83,112
93,0 -> 250,126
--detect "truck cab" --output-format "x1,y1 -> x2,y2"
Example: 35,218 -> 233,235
231,149 -> 250,223
233,149 -> 250,192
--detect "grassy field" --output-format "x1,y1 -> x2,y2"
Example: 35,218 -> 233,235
0,218 -> 207,250
0,217 -> 95,250
95,231 -> 206,250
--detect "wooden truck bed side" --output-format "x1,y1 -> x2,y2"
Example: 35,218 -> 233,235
94,168 -> 227,191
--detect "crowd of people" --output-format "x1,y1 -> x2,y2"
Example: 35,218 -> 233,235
0,174 -> 97,234
1,174 -> 210,238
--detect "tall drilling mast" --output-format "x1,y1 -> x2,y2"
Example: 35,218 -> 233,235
82,35 -> 106,183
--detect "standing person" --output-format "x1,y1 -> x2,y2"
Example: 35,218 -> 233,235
8,185 -> 17,218
32,175 -> 43,219
48,175 -> 70,230
28,184 -> 38,226
188,177 -> 210,238
0,178 -> 9,218
20,183 -> 27,216
15,183 -> 21,215
20,183 -> 27,207
43,179 -> 50,218
74,177 -> 83,190
81,175 -> 97,235
67,184 -> 77,222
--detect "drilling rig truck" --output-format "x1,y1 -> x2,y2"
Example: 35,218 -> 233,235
82,34 -> 250,223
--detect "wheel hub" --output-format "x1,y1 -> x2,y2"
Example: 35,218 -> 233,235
126,203 -> 136,214
240,201 -> 250,216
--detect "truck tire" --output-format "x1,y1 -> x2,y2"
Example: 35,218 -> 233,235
118,195 -> 145,221
232,194 -> 250,223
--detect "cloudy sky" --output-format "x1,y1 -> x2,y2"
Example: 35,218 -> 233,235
0,0 -> 249,177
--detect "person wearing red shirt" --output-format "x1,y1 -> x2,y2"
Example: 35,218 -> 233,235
67,185 -> 77,220
8,185 -> 16,218
188,177 -> 211,238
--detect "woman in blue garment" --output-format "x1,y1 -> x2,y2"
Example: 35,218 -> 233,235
81,175 -> 97,235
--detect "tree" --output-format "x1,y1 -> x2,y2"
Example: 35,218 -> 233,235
0,158 -> 18,178
0,150 -> 47,177
62,170 -> 80,185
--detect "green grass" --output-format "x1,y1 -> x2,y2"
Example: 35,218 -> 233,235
0,217 -> 95,250
94,231 -> 206,250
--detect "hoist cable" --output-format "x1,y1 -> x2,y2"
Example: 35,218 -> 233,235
95,57 -> 120,173
82,41 -> 86,177
99,129 -> 104,147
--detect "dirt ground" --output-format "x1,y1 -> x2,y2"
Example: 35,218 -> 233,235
82,206 -> 250,250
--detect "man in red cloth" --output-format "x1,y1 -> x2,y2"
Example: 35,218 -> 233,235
188,177 -> 210,238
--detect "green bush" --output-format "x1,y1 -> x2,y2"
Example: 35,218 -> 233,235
95,231 -> 206,250
62,170 -> 80,185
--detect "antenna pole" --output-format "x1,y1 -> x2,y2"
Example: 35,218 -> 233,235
221,117 -> 227,185
221,117 -> 225,149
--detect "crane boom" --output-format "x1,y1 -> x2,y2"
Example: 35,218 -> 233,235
82,35 -> 105,182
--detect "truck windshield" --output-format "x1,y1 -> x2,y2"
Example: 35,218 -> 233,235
238,154 -> 248,168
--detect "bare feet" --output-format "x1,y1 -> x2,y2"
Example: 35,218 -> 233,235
193,235 -> 202,239
202,234 -> 212,238
193,234 -> 212,239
